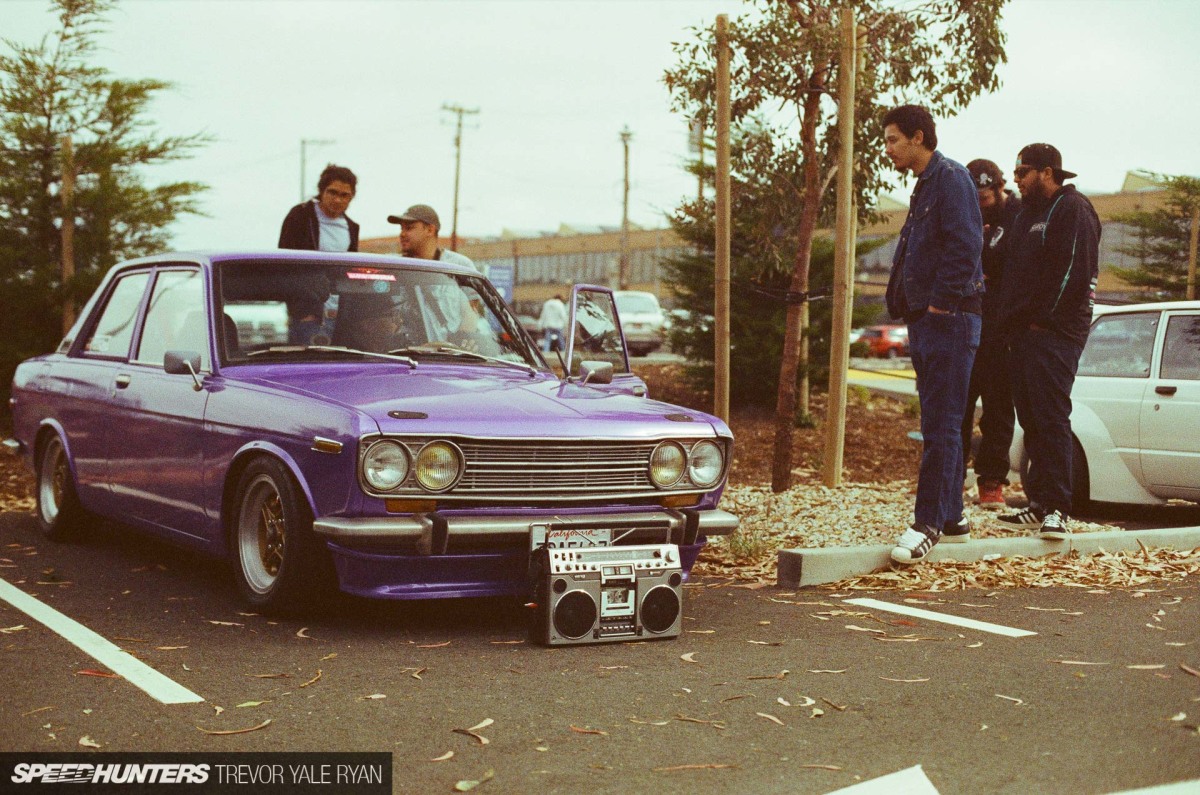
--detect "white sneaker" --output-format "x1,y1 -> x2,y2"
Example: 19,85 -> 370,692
1039,510 -> 1071,540
890,525 -> 940,565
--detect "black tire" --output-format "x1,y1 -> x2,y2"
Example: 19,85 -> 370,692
1070,437 -> 1092,517
36,435 -> 90,542
230,457 -> 332,614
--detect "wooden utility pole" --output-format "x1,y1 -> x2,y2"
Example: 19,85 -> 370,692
714,14 -> 732,424
619,126 -> 633,290
823,5 -> 857,487
443,103 -> 480,251
60,135 -> 77,336
1188,205 -> 1198,300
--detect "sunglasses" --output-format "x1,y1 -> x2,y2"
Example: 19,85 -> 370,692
1014,166 -> 1037,179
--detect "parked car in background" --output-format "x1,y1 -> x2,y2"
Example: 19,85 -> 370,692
516,313 -> 539,337
5,251 -> 737,615
1010,300 -> 1200,513
614,290 -> 666,357
860,324 -> 909,358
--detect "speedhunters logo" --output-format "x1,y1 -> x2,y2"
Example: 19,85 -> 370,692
11,763 -> 209,784
0,753 -> 390,793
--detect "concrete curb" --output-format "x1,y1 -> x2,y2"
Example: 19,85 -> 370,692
777,526 -> 1200,588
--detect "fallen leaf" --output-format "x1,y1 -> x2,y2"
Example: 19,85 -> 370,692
880,677 -> 929,683
966,642 -> 984,648
1170,712 -> 1187,721
654,764 -> 738,772
748,670 -> 790,680
155,646 -> 187,651
20,707 -> 53,717
78,736 -> 101,749
798,764 -> 842,771
845,625 -> 886,634
468,719 -> 494,732
195,719 -> 271,735
430,751 -> 454,762
674,715 -> 726,730
1050,660 -> 1109,666
0,625 -> 28,634
568,725 -> 608,736
756,712 -> 784,726
810,708 -> 825,718
1126,664 -> 1166,670
748,640 -> 783,646
235,701 -> 269,708
777,698 -> 791,707
213,706 -> 224,715
300,669 -> 322,688
321,653 -> 338,661
295,627 -> 313,639
995,694 -> 1024,705
453,769 -> 494,791
629,718 -> 670,726
686,630 -> 715,634
719,694 -> 751,703
807,669 -> 846,674
821,698 -> 848,712
359,693 -> 387,700
1181,663 -> 1200,679
206,621 -> 243,627
76,670 -> 120,679
489,640 -> 524,645
680,652 -> 698,663
248,673 -> 290,679
598,666 -> 629,670
418,640 -> 452,648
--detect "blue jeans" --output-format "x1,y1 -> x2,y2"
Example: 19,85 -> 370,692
908,311 -> 981,529
541,328 -> 563,353
1008,328 -> 1083,515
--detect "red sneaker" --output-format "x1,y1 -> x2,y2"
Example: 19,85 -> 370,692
977,481 -> 1006,508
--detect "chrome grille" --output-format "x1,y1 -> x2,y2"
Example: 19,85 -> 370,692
456,441 -> 656,493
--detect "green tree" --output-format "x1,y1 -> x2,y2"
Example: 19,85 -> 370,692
0,0 -> 207,402
663,125 -> 885,408
1110,173 -> 1200,299
664,0 -> 1006,492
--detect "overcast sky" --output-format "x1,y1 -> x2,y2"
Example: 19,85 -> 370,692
5,0 -> 1199,251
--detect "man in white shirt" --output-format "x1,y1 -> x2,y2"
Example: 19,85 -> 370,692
279,164 -> 360,252
537,294 -> 567,352
387,204 -> 478,272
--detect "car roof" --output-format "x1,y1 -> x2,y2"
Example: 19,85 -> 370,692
108,250 -> 481,278
1094,299 -> 1200,316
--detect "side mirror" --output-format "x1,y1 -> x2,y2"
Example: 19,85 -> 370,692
579,360 -> 613,385
164,350 -> 204,391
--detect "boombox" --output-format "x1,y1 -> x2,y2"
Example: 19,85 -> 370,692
529,544 -> 684,646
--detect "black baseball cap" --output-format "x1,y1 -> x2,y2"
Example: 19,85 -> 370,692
1016,144 -> 1077,180
386,204 -> 440,228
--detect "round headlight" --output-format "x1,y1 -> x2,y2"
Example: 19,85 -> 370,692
415,441 -> 463,492
363,440 -> 410,491
687,440 -> 724,487
649,441 -> 686,488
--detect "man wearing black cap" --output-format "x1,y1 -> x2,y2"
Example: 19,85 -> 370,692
387,204 -> 478,272
996,144 -> 1101,539
962,159 -> 1021,510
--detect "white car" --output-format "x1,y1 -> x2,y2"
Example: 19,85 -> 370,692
614,290 -> 666,357
1011,300 -> 1200,512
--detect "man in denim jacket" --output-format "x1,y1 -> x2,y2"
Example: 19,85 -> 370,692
882,105 -> 985,564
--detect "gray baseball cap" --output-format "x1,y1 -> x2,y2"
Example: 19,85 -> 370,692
387,204 -> 440,228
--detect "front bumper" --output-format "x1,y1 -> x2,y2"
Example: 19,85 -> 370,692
313,508 -> 739,554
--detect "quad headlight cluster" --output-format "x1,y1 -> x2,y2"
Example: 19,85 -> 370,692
361,439 -> 464,493
648,439 -> 725,489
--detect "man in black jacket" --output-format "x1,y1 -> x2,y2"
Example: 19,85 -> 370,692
962,159 -> 1021,510
277,164 -> 359,343
278,164 -> 360,252
996,144 -> 1100,539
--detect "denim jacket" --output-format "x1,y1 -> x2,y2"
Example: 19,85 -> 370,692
886,151 -> 985,320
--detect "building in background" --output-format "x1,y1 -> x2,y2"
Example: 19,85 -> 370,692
359,173 -> 1168,318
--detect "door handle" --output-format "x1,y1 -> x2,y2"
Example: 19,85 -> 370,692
114,374 -> 131,389
1155,385 -> 1177,396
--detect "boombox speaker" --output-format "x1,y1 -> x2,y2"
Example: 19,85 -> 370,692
529,544 -> 684,646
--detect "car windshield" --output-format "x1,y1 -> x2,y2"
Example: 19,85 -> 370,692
615,293 -> 659,314
217,259 -> 542,368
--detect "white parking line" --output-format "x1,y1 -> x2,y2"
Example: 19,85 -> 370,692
844,597 -> 1037,638
0,577 -> 204,704
824,764 -> 940,795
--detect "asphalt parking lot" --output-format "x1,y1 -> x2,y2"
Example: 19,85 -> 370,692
1,510 -> 1197,795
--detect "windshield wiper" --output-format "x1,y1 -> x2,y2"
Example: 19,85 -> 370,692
388,344 -> 537,376
245,345 -> 417,368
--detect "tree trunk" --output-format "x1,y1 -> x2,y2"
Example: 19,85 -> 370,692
770,78 -> 824,493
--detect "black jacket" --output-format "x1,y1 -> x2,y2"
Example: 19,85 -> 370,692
997,185 -> 1100,347
278,200 -> 360,252
979,190 -> 1021,342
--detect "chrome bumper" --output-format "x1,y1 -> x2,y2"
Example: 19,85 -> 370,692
313,508 -> 739,555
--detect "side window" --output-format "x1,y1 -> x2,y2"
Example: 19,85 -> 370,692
135,270 -> 209,370
1160,314 -> 1200,381
1077,312 -> 1159,378
570,290 -> 629,374
82,272 -> 151,357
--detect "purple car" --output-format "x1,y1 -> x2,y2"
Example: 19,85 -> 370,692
5,251 -> 737,614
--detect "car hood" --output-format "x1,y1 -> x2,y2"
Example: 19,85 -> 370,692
232,364 -> 727,439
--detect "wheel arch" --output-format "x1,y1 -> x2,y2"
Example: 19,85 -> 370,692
220,442 -> 318,547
